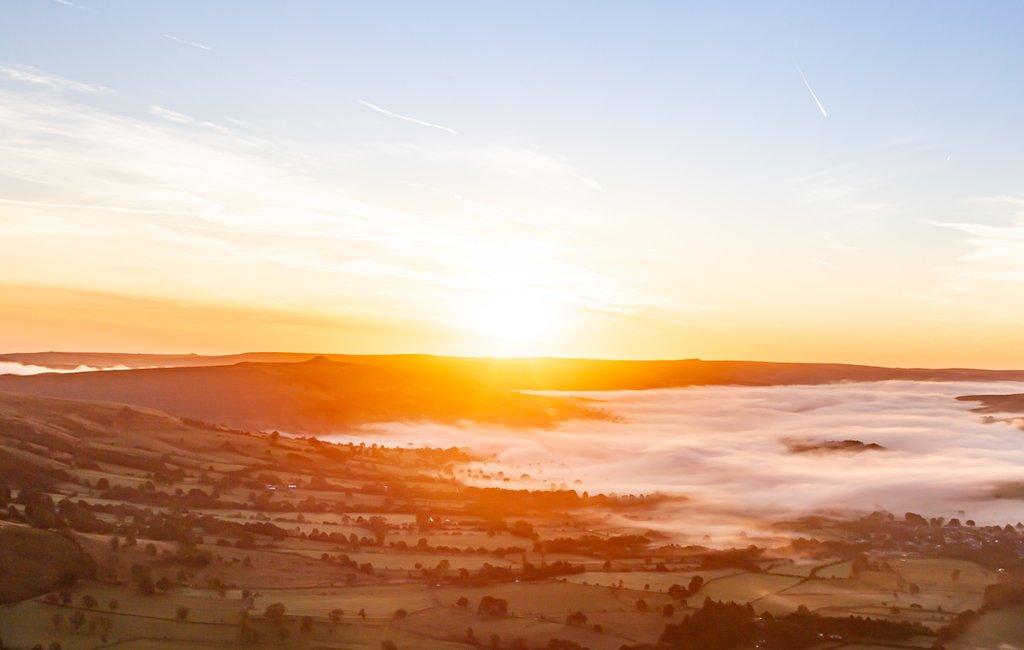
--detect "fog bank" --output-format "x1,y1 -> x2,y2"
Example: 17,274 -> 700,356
0,362 -> 135,376
334,381 -> 1024,531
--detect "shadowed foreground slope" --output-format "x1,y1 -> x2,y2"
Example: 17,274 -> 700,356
0,525 -> 95,603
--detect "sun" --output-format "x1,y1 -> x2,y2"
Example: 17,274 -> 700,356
467,292 -> 561,353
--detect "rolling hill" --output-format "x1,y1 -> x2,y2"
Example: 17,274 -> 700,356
5,351 -> 1024,389
0,356 -> 605,432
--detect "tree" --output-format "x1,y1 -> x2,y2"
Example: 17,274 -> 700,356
456,596 -> 469,608
394,609 -> 408,620
300,616 -> 314,632
137,575 -> 156,596
566,611 -> 588,626
144,542 -> 157,556
81,594 -> 98,609
658,600 -> 757,649
544,640 -> 584,649
156,576 -> 174,592
663,603 -> 676,617
108,599 -> 119,611
108,536 -> 120,552
176,607 -> 189,621
381,642 -> 397,650
328,609 -> 344,623
478,596 -> 508,618
264,602 -> 286,624
687,575 -> 704,595
635,598 -> 648,612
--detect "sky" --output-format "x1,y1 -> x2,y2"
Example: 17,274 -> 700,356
2,1 -> 1024,365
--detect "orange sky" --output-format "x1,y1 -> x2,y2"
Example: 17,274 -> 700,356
3,283 -> 1024,369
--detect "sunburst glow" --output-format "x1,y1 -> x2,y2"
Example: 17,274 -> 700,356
466,292 -> 562,353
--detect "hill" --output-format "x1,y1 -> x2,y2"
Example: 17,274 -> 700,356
5,351 -> 1024,389
957,393 -> 1024,413
0,524 -> 95,603
0,356 -> 603,432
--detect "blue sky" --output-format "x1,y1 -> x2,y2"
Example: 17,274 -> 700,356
2,1 -> 1024,365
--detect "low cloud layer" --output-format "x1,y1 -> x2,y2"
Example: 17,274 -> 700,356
339,381 -> 1024,533
0,362 -> 133,376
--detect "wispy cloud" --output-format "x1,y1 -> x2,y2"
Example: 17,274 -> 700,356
0,197 -> 200,217
924,196 -> 1024,321
0,64 -> 109,94
821,232 -> 858,254
0,87 -> 666,339
367,141 -> 602,193
162,34 -> 212,51
51,0 -> 95,11
813,258 -> 838,270
573,173 -> 602,191
149,104 -> 230,134
357,99 -> 459,134
797,66 -> 828,119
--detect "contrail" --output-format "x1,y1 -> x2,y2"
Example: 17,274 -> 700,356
797,66 -> 828,119
163,34 -> 212,51
357,100 -> 458,134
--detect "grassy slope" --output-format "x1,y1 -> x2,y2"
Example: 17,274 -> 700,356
0,524 -> 95,603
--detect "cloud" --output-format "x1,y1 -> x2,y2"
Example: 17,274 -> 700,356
162,34 -> 212,51
0,86 -> 664,338
821,232 -> 858,254
797,66 -> 828,119
928,197 -> 1024,311
812,258 -> 838,269
334,380 -> 1024,540
148,104 -> 230,134
0,64 -> 110,94
573,173 -> 602,191
0,197 -> 200,217
51,0 -> 94,11
366,141 -> 603,193
357,99 -> 459,134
